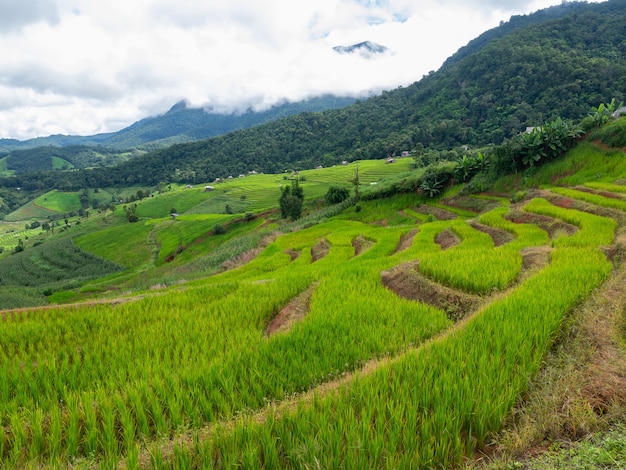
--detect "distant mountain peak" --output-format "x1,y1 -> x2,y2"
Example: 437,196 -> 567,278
168,100 -> 191,113
333,41 -> 389,59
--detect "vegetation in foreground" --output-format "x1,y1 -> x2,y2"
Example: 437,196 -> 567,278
0,115 -> 625,467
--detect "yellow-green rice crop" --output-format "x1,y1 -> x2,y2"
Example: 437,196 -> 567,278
418,221 -> 522,294
584,181 -> 626,194
168,218 -> 614,469
524,197 -> 617,247
550,187 -> 626,212
0,215 -> 452,466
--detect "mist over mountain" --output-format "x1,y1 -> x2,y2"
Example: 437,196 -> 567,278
2,0 -> 626,191
0,95 -> 357,154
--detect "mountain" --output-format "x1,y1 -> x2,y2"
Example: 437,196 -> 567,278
97,95 -> 357,150
333,41 -> 389,58
2,0 -> 626,191
0,95 -> 357,154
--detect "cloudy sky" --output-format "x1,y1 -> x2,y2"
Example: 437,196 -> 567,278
0,0 -> 605,140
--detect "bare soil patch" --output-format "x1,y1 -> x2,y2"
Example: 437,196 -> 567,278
265,283 -> 318,336
284,249 -> 301,261
415,204 -> 457,220
381,262 -> 481,321
520,246 -> 551,277
311,238 -> 331,262
435,228 -> 461,250
352,235 -> 375,256
602,229 -> 626,266
394,229 -> 417,254
469,222 -> 515,247
220,234 -> 279,272
440,195 -> 497,214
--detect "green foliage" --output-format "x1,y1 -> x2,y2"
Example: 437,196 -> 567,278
324,186 -> 350,205
420,161 -> 456,198
279,179 -> 304,220
454,152 -> 490,183
586,98 -> 621,130
515,117 -> 582,169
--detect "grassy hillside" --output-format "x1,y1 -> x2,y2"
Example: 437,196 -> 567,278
0,126 -> 624,467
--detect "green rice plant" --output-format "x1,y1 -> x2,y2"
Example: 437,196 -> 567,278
134,189 -> 212,218
551,187 -> 626,211
584,181 -> 626,194
75,222 -> 153,268
47,406 -> 62,461
82,392 -> 99,457
420,247 -> 521,294
34,190 -> 81,213
417,221 -> 523,294
28,407 -> 45,462
524,198 -> 617,247
478,206 -> 550,249
188,245 -> 612,469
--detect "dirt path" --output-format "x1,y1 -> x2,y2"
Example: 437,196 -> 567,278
416,204 -> 457,220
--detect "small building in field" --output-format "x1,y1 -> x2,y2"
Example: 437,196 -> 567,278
204,185 -> 215,192
613,106 -> 626,118
386,157 -> 396,164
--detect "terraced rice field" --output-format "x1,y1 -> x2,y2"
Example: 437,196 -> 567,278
0,171 -> 624,468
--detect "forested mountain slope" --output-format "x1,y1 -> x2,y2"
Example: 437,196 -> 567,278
3,0 -> 626,191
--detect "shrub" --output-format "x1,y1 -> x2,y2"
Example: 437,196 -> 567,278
325,186 -> 350,205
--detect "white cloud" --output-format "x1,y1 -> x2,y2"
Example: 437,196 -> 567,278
0,0 -> 607,140
0,0 -> 59,33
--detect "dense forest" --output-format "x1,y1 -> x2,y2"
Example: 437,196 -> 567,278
1,0 -> 625,192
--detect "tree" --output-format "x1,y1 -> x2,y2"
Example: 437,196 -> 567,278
279,178 -> 304,220
352,166 -> 361,202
